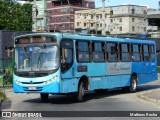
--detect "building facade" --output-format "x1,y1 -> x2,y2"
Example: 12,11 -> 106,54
47,0 -> 95,32
75,5 -> 148,35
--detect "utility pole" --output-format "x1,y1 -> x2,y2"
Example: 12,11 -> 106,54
67,0 -> 70,33
102,0 -> 106,35
33,0 -> 37,32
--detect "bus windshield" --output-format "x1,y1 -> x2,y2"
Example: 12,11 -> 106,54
15,45 -> 59,71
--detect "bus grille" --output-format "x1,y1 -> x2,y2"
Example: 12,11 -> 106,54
21,82 -> 44,84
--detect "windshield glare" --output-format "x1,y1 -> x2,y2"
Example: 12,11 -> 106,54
15,46 -> 59,71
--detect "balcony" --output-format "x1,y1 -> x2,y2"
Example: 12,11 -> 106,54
110,13 -> 147,18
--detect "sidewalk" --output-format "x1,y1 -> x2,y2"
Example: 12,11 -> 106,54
137,79 -> 160,106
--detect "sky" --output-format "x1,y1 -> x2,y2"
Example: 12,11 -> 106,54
95,0 -> 160,9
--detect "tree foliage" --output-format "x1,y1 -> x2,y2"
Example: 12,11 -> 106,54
0,0 -> 32,31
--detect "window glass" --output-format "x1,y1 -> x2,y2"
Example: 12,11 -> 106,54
121,44 -> 128,52
60,40 -> 73,73
77,41 -> 90,62
94,42 -> 102,52
149,45 -> 155,61
132,44 -> 141,61
78,52 -> 90,62
143,45 -> 149,61
78,42 -> 89,51
107,43 -> 118,62
92,42 -> 105,62
132,44 -> 139,52
143,45 -> 148,53
120,44 -> 131,62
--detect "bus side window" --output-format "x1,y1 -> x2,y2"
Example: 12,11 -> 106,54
143,45 -> 149,61
107,43 -> 119,62
132,44 -> 141,62
92,42 -> 105,62
149,45 -> 155,61
76,41 -> 91,62
120,44 -> 131,62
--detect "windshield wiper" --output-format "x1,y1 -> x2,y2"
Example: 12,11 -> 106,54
37,44 -> 46,67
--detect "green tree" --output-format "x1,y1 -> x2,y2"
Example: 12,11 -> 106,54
0,0 -> 32,31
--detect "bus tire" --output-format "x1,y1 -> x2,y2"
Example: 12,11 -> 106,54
77,82 -> 85,102
129,76 -> 137,93
40,93 -> 49,102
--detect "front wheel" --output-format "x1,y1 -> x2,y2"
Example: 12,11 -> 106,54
77,82 -> 85,102
40,93 -> 49,102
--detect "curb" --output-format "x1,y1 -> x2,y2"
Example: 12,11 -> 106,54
137,92 -> 160,106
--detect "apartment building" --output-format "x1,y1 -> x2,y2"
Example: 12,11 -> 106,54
75,5 -> 148,35
47,0 -> 95,32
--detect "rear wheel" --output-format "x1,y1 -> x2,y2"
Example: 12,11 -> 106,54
129,76 -> 137,93
122,76 -> 137,93
40,93 -> 49,102
77,82 -> 85,102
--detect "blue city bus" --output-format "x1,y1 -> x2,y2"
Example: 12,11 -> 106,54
13,33 -> 158,102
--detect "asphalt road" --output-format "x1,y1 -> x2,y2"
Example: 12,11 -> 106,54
1,80 -> 160,120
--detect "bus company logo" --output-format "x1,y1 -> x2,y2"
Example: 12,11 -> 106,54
2,112 -> 12,118
30,81 -> 33,84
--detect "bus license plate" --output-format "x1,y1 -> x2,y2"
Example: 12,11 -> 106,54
29,86 -> 36,90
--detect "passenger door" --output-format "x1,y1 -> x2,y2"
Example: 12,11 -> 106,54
60,39 -> 74,78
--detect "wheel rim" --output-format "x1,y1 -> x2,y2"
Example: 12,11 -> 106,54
82,86 -> 84,97
132,79 -> 137,91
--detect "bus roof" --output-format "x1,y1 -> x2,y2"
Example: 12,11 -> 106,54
15,32 -> 155,45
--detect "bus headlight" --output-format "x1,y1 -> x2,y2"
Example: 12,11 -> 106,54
13,79 -> 22,85
45,75 -> 58,84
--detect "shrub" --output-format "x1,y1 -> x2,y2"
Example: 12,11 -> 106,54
0,90 -> 7,101
157,66 -> 160,73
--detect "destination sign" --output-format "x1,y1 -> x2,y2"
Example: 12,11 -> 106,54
15,36 -> 57,44
19,38 -> 29,44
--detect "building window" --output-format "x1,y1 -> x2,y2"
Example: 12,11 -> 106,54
92,42 -> 105,62
60,24 -> 69,28
132,26 -> 135,31
110,19 -> 113,23
119,18 -> 122,22
96,15 -> 99,19
119,27 -> 122,31
132,9 -> 135,14
70,16 -> 74,19
77,22 -> 80,26
110,10 -> 113,15
100,24 -> 102,27
132,18 -> 135,22
70,24 -> 74,27
100,14 -> 102,19
97,24 -> 99,27
144,27 -> 146,32
91,15 -> 93,19
84,23 -> 86,27
91,23 -> 94,27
